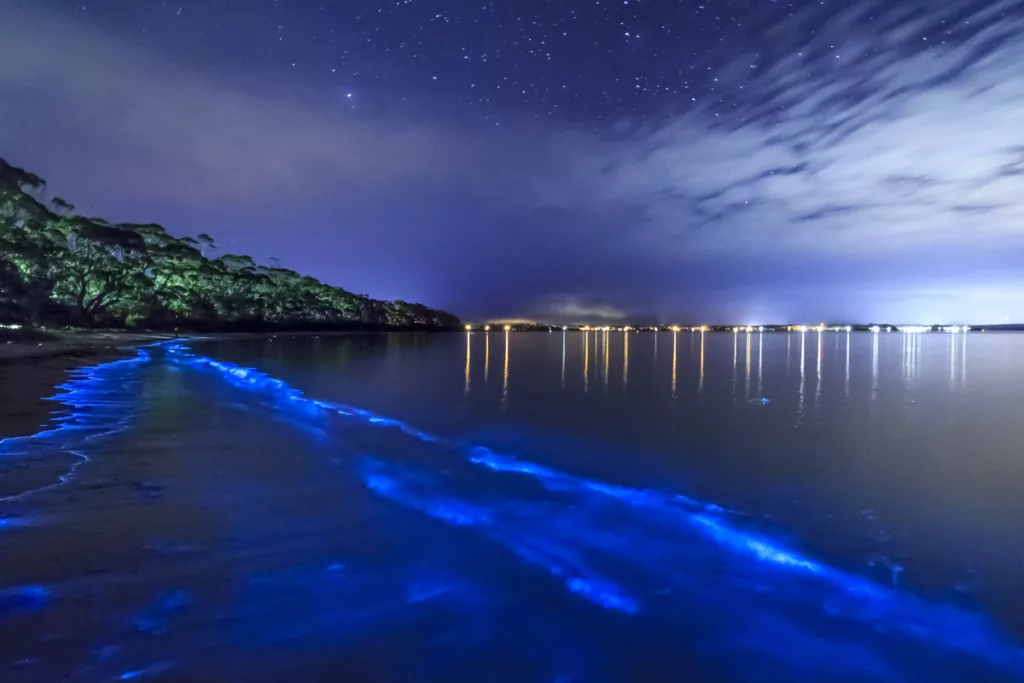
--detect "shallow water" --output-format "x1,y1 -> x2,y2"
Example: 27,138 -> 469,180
1,331 -> 1023,682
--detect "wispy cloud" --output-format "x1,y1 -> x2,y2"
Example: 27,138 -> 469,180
538,297 -> 627,323
532,0 -> 1024,260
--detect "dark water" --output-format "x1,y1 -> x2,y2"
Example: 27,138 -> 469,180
2,331 -> 1023,682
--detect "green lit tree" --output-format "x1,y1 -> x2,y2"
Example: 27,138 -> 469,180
0,155 -> 459,330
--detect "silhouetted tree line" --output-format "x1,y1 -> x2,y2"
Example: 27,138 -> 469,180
0,158 -> 460,331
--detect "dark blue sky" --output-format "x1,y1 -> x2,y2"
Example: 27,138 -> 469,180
1,0 -> 1022,324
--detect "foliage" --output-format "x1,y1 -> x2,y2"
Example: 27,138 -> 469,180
0,157 -> 460,330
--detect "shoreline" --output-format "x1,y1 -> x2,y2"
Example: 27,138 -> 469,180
0,331 -> 177,441
0,328 -> 455,442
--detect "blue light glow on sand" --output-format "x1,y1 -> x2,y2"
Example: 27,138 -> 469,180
0,350 -> 150,502
38,341 -> 1014,679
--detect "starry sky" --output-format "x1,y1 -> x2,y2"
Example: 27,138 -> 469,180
1,0 -> 1022,324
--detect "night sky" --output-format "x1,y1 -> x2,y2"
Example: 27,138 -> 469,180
1,0 -> 1022,324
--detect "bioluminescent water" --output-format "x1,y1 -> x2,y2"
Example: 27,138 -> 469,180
2,332 -> 1024,682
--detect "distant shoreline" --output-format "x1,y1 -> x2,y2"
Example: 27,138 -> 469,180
0,326 -> 463,363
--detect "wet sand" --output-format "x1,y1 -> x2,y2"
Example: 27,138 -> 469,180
0,332 -> 171,440
0,354 -> 125,440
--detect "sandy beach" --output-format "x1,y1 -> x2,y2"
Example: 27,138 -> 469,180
0,331 -> 176,440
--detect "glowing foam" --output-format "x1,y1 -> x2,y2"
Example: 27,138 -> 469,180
0,349 -> 150,501
359,459 -> 638,614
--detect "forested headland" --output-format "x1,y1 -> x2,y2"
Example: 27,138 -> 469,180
0,158 -> 460,331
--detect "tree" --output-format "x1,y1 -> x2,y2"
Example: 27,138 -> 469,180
0,155 -> 461,331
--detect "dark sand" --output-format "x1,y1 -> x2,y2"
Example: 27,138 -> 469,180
0,355 -> 90,439
0,331 -> 176,440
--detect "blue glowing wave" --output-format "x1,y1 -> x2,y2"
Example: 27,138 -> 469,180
355,454 -> 1024,674
164,342 -> 439,443
467,447 -> 830,574
165,343 -> 1024,678
361,458 -> 639,614
0,350 -> 150,502
161,343 -> 834,584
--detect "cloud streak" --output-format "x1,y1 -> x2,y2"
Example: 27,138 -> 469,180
536,0 -> 1024,261
539,297 -> 627,323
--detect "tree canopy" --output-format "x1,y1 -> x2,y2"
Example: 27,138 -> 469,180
0,157 -> 460,331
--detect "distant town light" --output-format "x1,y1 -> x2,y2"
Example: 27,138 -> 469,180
870,325 -> 881,333
563,325 -> 568,331
484,324 -> 491,331
465,324 -> 472,331
504,324 -> 512,331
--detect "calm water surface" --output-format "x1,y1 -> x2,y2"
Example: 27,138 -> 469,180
1,331 -> 1023,682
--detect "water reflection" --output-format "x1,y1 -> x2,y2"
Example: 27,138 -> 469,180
961,332 -> 968,386
561,331 -> 566,390
466,330 -> 982,419
699,330 -> 705,396
744,332 -> 751,402
787,334 -> 792,373
904,332 -> 923,386
918,335 -> 925,379
757,332 -> 763,398
387,332 -> 399,362
623,331 -> 629,388
950,332 -> 957,389
902,333 -> 913,385
586,333 -> 591,389
672,330 -> 678,398
465,332 -> 471,395
845,332 -> 850,398
905,331 -> 913,385
502,331 -> 510,410
815,330 -> 823,410
732,331 -> 738,402
798,332 -> 806,423
871,331 -> 879,404
603,330 -> 610,394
